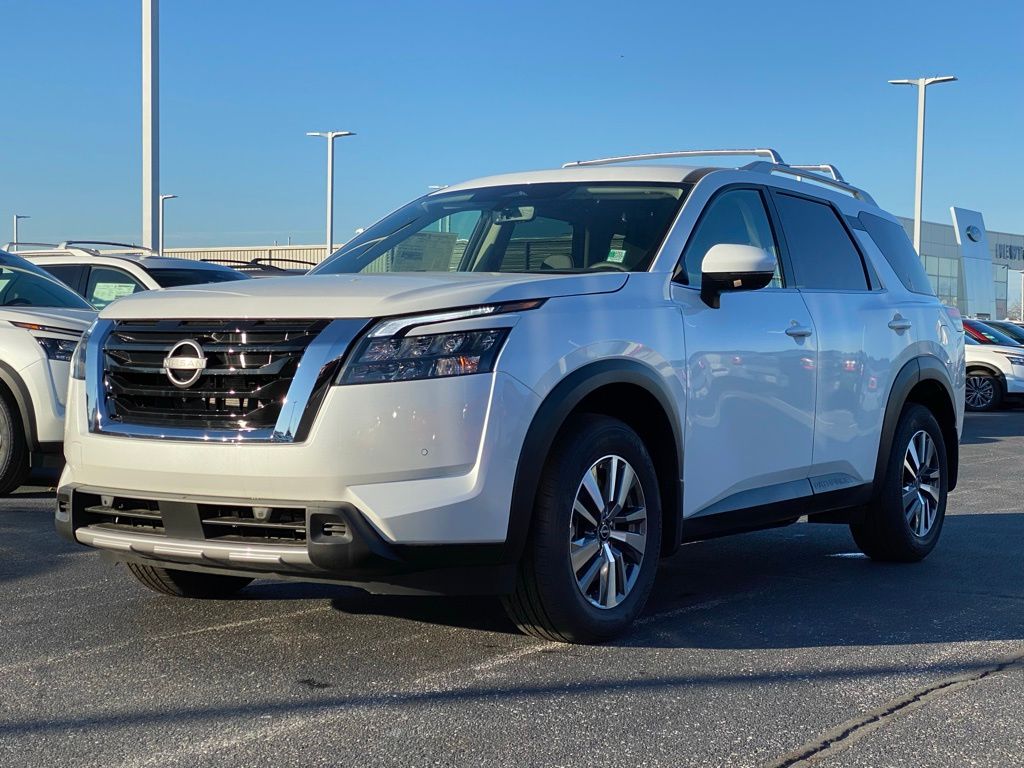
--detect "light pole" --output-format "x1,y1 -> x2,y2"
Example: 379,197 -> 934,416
141,0 -> 160,252
12,215 -> 30,250
888,75 -> 957,255
306,131 -> 355,257
158,194 -> 177,255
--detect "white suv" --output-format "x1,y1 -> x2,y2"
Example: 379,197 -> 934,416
56,149 -> 965,642
11,241 -> 247,309
0,251 -> 95,494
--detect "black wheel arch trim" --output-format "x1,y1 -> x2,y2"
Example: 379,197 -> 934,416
0,360 -> 37,449
964,363 -> 1006,392
503,358 -> 685,563
875,356 -> 959,496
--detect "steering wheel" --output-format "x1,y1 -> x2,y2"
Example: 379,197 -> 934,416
586,261 -> 629,272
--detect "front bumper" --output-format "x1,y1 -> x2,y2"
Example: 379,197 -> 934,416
56,485 -> 514,595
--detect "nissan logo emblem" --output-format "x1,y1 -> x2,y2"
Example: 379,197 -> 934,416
966,225 -> 982,243
162,339 -> 207,389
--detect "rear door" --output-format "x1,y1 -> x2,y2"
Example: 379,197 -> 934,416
769,190 -> 901,490
673,186 -> 818,518
39,263 -> 87,295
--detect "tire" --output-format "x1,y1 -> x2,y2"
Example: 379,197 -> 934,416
965,370 -> 1003,412
0,394 -> 29,497
502,414 -> 662,644
850,403 -> 947,562
126,562 -> 253,598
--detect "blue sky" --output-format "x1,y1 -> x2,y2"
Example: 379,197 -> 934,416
1,0 -> 1022,247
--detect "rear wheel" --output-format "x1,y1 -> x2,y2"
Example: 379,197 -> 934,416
502,415 -> 661,643
127,563 -> 253,598
965,370 -> 1002,411
850,404 -> 947,562
0,395 -> 29,497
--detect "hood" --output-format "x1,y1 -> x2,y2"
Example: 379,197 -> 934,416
0,306 -> 95,333
100,272 -> 629,320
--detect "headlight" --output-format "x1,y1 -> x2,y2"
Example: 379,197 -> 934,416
37,337 -> 79,362
338,328 -> 509,384
71,322 -> 96,380
1001,355 -> 1024,366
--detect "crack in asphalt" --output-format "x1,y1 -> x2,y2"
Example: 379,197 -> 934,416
763,651 -> 1024,767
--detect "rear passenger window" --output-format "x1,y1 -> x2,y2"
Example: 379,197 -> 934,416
680,189 -> 782,287
859,212 -> 934,295
773,193 -> 868,291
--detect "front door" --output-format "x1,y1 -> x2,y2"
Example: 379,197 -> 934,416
672,187 -> 817,517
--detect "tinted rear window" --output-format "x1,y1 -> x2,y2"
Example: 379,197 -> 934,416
859,212 -> 933,294
148,268 -> 249,288
773,193 -> 869,291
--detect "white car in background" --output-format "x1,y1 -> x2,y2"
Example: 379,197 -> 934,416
0,250 -> 95,494
963,335 -> 1024,411
9,241 -> 248,310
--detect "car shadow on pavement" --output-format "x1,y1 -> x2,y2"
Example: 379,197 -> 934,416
247,512 -> 1024,648
960,412 -> 1024,445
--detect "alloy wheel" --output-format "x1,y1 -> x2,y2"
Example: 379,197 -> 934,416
902,430 -> 941,538
569,454 -> 647,609
965,375 -> 995,410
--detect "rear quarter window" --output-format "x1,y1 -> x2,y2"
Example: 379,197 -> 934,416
859,212 -> 934,295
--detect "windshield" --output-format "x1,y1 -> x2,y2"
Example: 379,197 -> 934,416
147,267 -> 250,288
312,182 -> 691,275
966,320 -> 1021,346
0,264 -> 92,309
987,321 -> 1024,344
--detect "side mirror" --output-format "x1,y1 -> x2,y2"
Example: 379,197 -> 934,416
700,243 -> 777,309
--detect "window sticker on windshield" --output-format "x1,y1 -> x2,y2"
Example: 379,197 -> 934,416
607,248 -> 627,263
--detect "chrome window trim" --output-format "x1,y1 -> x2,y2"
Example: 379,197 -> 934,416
86,318 -> 368,443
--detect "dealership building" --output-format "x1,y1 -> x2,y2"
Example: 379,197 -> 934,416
165,211 -> 1024,321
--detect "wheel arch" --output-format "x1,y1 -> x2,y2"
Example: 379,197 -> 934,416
875,356 -> 959,495
504,359 -> 684,563
0,361 -> 36,449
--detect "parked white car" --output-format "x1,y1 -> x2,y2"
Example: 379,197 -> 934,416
56,149 -> 965,642
0,251 -> 95,494
963,335 -> 1024,411
10,241 -> 248,309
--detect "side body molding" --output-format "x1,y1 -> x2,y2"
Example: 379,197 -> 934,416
503,359 -> 685,563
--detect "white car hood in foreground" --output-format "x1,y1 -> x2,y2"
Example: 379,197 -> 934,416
0,306 -> 95,332
100,272 -> 629,320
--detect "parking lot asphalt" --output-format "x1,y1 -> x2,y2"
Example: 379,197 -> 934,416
1,412 -> 1022,768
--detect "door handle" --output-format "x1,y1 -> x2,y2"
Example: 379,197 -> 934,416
785,324 -> 813,339
888,315 -> 912,332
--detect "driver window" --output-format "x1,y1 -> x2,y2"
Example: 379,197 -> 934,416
680,189 -> 782,287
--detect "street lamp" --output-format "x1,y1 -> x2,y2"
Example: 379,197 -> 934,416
158,194 -> 177,256
306,130 -> 355,258
888,75 -> 957,255
12,215 -> 30,250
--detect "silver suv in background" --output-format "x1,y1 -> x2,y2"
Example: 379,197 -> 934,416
57,149 -> 964,642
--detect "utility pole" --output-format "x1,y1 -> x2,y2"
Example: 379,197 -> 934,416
141,0 -> 160,251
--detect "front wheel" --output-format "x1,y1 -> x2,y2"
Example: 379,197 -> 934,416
127,563 -> 253,598
502,415 -> 662,643
0,395 -> 29,497
850,404 -> 948,562
965,371 -> 1003,412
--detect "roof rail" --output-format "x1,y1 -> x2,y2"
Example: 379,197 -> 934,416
2,241 -> 59,251
743,162 -> 875,204
562,148 -> 785,168
58,240 -> 156,254
789,164 -> 845,182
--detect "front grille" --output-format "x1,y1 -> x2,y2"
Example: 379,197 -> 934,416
103,319 -> 327,431
200,505 -> 310,543
80,496 -> 164,534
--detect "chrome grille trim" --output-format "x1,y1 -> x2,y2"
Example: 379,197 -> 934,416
85,317 -> 368,442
